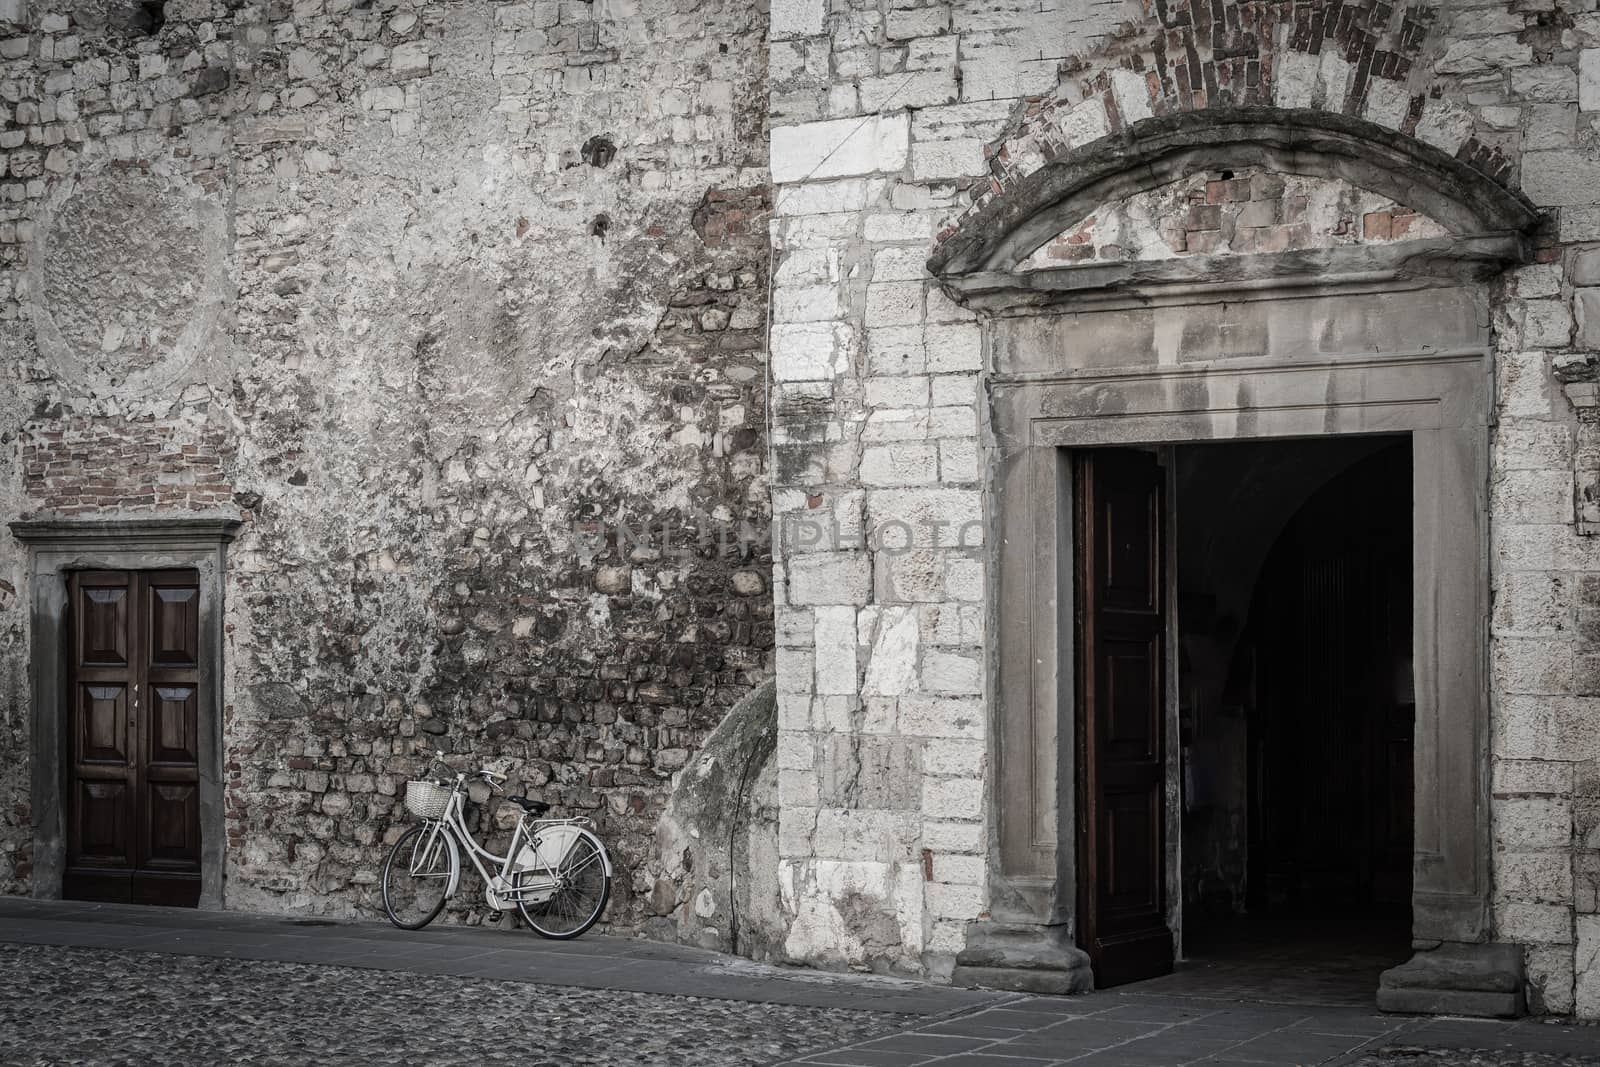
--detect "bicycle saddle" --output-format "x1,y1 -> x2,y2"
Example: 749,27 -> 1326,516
507,795 -> 550,815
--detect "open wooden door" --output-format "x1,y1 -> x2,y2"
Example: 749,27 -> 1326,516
1074,449 -> 1173,988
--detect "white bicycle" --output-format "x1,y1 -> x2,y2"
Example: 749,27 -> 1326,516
381,755 -> 613,938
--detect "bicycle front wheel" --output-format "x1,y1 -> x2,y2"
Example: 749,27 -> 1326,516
515,827 -> 611,939
381,823 -> 455,930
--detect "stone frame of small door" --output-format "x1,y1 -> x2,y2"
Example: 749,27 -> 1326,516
9,517 -> 240,910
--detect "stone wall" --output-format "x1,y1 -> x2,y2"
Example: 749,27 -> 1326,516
765,0 -> 1130,979
0,0 -> 774,937
651,678 -> 784,957
767,0 -> 1600,1013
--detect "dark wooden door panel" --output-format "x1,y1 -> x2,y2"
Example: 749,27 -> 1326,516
1099,490 -> 1160,612
1102,640 -> 1160,757
1103,788 -> 1161,911
74,780 -> 133,863
76,574 -> 130,667
147,578 -> 199,668
77,683 -> 130,765
1076,449 -> 1174,989
148,684 -> 199,766
145,783 -> 201,865
66,570 -> 202,908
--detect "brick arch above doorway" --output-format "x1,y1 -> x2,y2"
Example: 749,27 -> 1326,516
928,108 -> 1544,285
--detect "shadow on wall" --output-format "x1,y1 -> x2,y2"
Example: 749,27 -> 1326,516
648,679 -> 783,959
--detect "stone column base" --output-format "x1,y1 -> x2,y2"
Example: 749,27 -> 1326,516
950,921 -> 1095,996
1377,942 -> 1525,1018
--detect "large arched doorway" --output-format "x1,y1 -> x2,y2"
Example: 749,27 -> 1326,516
943,109 -> 1538,1015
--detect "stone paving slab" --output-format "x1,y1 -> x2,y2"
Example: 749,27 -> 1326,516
779,992 -> 1600,1067
0,898 -> 1005,1018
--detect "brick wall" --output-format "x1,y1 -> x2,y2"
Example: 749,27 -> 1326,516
21,415 -> 233,513
1020,165 -> 1444,265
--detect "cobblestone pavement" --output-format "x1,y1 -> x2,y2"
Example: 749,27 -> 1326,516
0,944 -> 905,1066
1350,1051 -> 1600,1067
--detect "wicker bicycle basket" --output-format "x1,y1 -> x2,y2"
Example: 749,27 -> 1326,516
404,779 -> 451,819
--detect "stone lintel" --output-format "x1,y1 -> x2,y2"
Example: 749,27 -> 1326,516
951,921 -> 1094,996
10,516 -> 243,549
940,235 -> 1525,314
1377,942 -> 1526,1018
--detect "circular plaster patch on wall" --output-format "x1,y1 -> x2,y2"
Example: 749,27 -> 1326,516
27,164 -> 229,396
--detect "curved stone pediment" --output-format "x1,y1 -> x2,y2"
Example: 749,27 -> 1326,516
930,110 -> 1543,308
1017,167 -> 1447,271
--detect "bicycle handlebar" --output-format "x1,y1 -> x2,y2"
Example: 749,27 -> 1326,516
427,751 -> 506,792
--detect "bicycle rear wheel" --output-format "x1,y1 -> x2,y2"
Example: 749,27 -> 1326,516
515,827 -> 610,939
381,823 -> 454,930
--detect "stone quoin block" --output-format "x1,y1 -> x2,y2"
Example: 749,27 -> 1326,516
770,114 -> 910,183
1583,51 -> 1600,113
785,553 -> 873,607
770,322 -> 852,381
769,0 -> 825,40
1577,918 -> 1600,1015
1522,151 -> 1600,207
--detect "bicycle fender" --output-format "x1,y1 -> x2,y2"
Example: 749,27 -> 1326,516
443,829 -> 463,899
512,826 -> 613,878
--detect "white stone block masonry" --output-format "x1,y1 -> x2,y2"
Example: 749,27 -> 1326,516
1581,50 -> 1600,113
770,0 -> 825,41
771,114 -> 911,183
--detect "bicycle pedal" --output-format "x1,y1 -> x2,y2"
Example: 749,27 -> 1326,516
487,910 -> 503,923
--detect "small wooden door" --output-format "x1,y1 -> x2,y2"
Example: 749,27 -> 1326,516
1075,450 -> 1174,988
66,569 -> 203,907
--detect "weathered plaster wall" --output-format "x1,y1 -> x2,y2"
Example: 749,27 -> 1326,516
767,0 -> 1600,1012
0,0 -> 774,940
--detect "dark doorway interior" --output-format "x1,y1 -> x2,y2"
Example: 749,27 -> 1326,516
1173,436 -> 1414,998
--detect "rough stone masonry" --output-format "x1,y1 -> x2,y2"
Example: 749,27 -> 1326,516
0,0 -> 775,952
2,0 -> 1600,1023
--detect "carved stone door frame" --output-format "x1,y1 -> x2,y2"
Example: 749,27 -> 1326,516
937,108 -> 1538,1010
983,337 -> 1492,951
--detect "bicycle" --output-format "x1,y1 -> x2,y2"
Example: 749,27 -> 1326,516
381,753 -> 613,938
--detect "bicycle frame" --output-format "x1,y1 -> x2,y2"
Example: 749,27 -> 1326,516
411,779 -> 611,910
